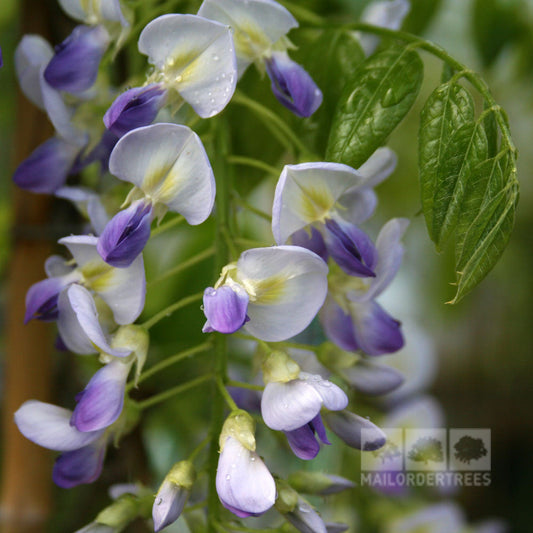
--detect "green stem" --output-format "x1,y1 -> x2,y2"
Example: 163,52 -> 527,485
227,155 -> 280,177
137,374 -> 212,410
227,380 -> 264,392
232,91 -> 317,159
216,377 -> 239,410
232,194 -> 272,221
234,237 -> 273,249
189,435 -> 211,464
140,292 -> 204,330
183,501 -> 208,514
148,247 -> 215,287
128,341 -> 212,390
150,215 -> 185,238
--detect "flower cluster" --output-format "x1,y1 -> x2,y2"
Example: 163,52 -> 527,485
8,1 -> 461,532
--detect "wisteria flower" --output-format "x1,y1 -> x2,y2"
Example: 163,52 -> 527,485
320,218 -> 409,355
198,0 -> 322,117
202,245 -> 328,341
261,371 -> 348,459
97,123 -> 215,267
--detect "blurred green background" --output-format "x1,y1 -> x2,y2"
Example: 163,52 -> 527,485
1,0 -> 532,531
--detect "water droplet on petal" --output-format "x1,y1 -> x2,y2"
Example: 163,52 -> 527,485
298,503 -> 312,513
221,73 -> 226,79
250,456 -> 256,462
225,474 -> 231,480
210,98 -> 216,104
156,497 -> 163,506
212,54 -> 219,61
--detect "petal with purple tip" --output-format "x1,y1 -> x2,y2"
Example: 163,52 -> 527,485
97,200 -> 153,268
202,284 -> 249,334
104,84 -> 167,137
265,52 -> 322,118
341,359 -> 404,396
319,297 -> 359,353
285,498 -> 327,533
324,410 -> 386,451
71,360 -> 131,432
44,25 -> 110,94
53,438 -> 106,488
216,437 -> 276,517
14,400 -> 104,451
24,276 -> 73,323
290,227 -> 328,262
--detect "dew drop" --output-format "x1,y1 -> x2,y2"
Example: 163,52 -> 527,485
156,497 -> 163,506
221,73 -> 226,79
176,75 -> 183,83
322,381 -> 332,387
231,463 -> 237,469
250,456 -> 256,462
210,98 -> 216,104
225,474 -> 231,481
212,54 -> 219,61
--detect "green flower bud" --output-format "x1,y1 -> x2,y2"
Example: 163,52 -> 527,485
262,350 -> 300,384
288,471 -> 355,496
219,409 -> 256,451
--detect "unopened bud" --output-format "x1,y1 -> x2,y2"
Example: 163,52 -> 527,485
219,410 -> 256,451
288,471 -> 355,496
262,350 -> 300,384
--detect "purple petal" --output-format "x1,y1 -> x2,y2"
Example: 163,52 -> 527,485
324,218 -> 376,277
13,137 -> 79,194
341,359 -> 404,396
285,498 -> 327,533
309,413 -> 331,445
44,25 -> 109,93
319,297 -> 359,352
97,200 -> 153,268
53,438 -> 106,488
24,276 -> 69,323
265,52 -> 322,118
104,84 -> 167,137
349,300 -> 404,356
72,129 -> 119,175
202,285 -> 249,334
285,425 -> 320,460
71,360 -> 130,432
153,479 -> 189,532
290,227 -> 328,262
324,410 -> 386,451
326,523 -> 349,533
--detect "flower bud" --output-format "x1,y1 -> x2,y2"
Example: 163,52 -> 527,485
262,350 -> 300,384
153,461 -> 196,532
219,410 -> 256,451
288,471 -> 355,496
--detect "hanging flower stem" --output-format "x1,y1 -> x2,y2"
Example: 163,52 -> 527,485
140,291 -> 204,330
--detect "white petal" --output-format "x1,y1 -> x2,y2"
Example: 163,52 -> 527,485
91,254 -> 146,325
59,235 -> 101,267
198,0 -> 297,75
40,71 -> 87,146
138,14 -> 237,117
65,284 -> 132,356
272,162 -> 364,245
357,147 -> 397,187
14,400 -> 103,451
15,35 -> 54,109
45,254 -> 75,277
216,437 -> 275,516
261,380 -> 323,431
57,0 -> 86,22
301,373 -> 348,412
237,246 -> 328,342
109,123 -> 215,223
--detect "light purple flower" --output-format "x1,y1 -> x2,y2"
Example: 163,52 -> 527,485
202,285 -> 250,334
323,410 -> 386,451
104,84 -> 167,137
265,51 -> 322,117
284,497 -> 327,533
339,358 -> 404,396
44,25 -> 109,94
284,413 -> 330,460
216,436 -> 276,517
203,246 -> 328,341
24,275 -> 76,323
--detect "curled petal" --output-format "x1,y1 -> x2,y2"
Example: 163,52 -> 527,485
138,14 -> 237,118
358,147 -> 398,188
262,379 -> 323,431
272,162 -> 364,245
109,123 -> 215,224
266,52 -> 322,117
285,425 -> 320,460
97,200 -> 153,268
53,438 -> 106,488
104,84 -> 167,137
302,374 -> 348,412
14,400 -> 104,451
15,34 -> 54,109
323,219 -> 376,277
202,284 -> 249,334
44,25 -> 109,93
198,0 -> 297,75
71,360 -> 131,432
13,137 -> 79,194
324,410 -> 386,451
237,246 -> 328,342
216,437 -> 276,517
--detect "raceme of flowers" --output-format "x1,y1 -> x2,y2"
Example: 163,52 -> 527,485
11,0 -> 419,531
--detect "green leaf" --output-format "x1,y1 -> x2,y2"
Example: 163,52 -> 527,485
326,46 -> 423,168
418,82 -> 475,243
452,177 -> 518,303
302,30 -> 365,156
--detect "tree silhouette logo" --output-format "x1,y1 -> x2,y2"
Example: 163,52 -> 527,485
372,440 -> 402,465
407,436 -> 444,465
454,435 -> 488,464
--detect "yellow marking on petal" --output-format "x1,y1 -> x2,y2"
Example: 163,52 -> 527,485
242,274 -> 287,305
232,22 -> 272,62
292,177 -> 336,223
80,260 -> 115,292
162,48 -> 204,87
